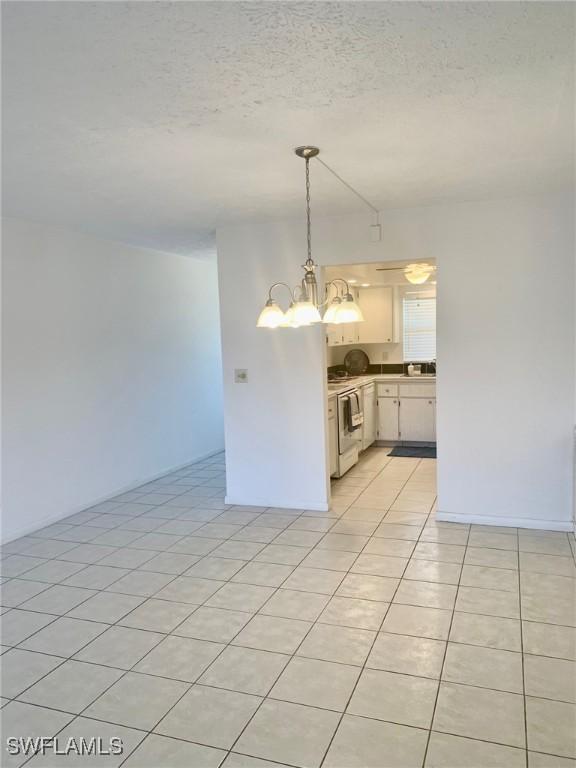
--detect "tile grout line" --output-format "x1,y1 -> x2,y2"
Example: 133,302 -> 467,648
11,474 -> 336,763
317,456 -> 430,768
420,515 -> 469,766
211,451 -> 405,765
4,450 -> 575,766
518,530 -> 529,768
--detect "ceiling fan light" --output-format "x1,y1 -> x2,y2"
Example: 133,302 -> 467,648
404,263 -> 434,285
256,300 -> 285,328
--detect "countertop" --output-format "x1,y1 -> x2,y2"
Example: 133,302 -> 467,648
327,373 -> 436,399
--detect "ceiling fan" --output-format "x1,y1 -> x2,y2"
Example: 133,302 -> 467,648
376,263 -> 436,285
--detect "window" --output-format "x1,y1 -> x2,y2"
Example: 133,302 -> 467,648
403,296 -> 436,362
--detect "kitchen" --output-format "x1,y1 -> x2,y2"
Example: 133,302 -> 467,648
325,260 -> 437,481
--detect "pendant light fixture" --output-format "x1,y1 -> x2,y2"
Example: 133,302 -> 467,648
256,146 -> 364,329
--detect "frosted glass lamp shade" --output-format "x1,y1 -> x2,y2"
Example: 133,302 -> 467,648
293,301 -> 322,325
336,294 -> 364,323
322,298 -> 342,324
256,300 -> 285,328
281,303 -> 302,328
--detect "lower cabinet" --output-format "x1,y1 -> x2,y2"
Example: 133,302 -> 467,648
377,397 -> 399,441
377,395 -> 436,442
399,397 -> 435,442
362,384 -> 376,449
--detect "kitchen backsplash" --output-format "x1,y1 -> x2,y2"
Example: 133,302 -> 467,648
326,342 -> 404,367
328,362 -> 436,375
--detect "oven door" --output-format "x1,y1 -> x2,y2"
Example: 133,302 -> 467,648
337,390 -> 362,455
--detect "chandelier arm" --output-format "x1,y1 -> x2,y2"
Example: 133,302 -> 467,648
294,282 -> 308,302
316,280 -> 340,308
267,282 -> 296,303
329,277 -> 351,295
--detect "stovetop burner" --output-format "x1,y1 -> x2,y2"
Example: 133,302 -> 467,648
327,372 -> 357,383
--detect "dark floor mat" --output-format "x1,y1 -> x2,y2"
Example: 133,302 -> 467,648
388,446 -> 437,459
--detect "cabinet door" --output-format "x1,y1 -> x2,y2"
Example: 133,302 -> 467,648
399,398 -> 435,442
377,397 -> 399,441
344,289 -> 360,344
362,387 -> 376,449
327,325 -> 344,347
343,322 -> 357,345
357,286 -> 397,344
329,416 -> 338,476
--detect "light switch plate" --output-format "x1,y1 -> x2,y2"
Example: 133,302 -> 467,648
234,369 -> 248,383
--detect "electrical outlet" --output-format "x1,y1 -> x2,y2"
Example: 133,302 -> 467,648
234,369 -> 248,383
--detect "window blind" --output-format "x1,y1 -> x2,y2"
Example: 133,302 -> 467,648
403,296 -> 436,362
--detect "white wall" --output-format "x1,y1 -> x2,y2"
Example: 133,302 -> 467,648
2,218 -> 224,542
217,194 -> 575,529
217,223 -> 330,510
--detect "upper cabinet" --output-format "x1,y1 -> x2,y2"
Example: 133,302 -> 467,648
327,286 -> 399,347
357,286 -> 400,344
325,285 -> 400,347
326,288 -> 360,347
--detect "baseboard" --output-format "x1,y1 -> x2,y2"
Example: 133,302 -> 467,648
436,510 -> 574,532
225,494 -> 329,512
1,446 -> 224,544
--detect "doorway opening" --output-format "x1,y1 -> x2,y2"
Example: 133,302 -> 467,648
323,259 -> 437,513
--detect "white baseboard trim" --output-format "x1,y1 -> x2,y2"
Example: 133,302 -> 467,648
225,494 -> 329,512
436,511 -> 574,532
1,447 -> 224,544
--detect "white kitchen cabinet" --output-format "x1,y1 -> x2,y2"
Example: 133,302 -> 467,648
399,397 -> 435,442
343,322 -> 359,345
377,397 -> 399,441
327,322 -> 358,346
362,384 -> 376,450
327,289 -> 360,347
326,325 -> 344,347
328,401 -> 338,476
357,286 -> 399,344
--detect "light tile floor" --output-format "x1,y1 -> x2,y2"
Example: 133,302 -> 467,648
1,448 -> 575,767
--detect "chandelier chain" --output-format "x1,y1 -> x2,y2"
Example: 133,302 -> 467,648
305,157 -> 313,267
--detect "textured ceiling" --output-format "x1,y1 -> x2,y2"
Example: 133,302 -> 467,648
2,1 -> 574,255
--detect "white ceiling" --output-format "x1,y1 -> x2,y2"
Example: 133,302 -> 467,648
3,2 -> 574,256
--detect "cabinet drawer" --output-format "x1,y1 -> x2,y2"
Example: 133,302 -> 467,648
328,401 -> 336,418
377,383 -> 398,397
399,383 -> 436,398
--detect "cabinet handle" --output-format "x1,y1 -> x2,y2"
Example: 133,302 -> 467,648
428,400 -> 432,404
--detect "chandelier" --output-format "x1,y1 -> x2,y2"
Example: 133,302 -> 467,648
257,146 -> 364,329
